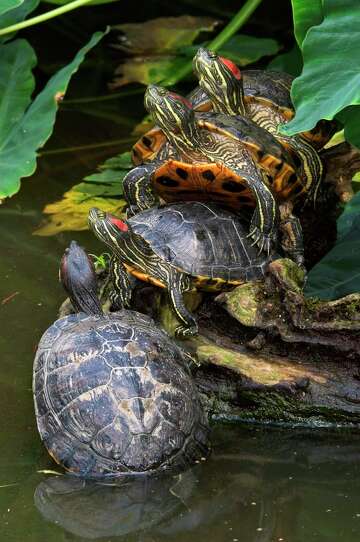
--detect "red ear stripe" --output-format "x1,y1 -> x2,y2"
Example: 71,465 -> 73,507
168,92 -> 193,108
110,217 -> 128,232
219,57 -> 242,80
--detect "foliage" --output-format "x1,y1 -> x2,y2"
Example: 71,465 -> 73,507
34,152 -> 131,235
305,192 -> 360,299
282,0 -> 360,148
111,16 -> 280,88
0,30 -> 106,200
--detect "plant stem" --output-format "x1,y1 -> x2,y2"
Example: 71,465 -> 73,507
63,88 -> 144,105
0,0 -> 96,36
162,0 -> 263,86
39,137 -> 135,156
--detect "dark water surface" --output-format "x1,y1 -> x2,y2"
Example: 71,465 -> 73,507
1,89 -> 360,542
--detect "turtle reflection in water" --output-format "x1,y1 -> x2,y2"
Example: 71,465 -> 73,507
34,470 -> 196,539
33,241 -> 209,478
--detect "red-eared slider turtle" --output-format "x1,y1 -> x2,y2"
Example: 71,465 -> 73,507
88,202 -> 280,338
192,48 -> 325,206
124,86 -> 286,255
124,85 -> 305,262
33,241 -> 210,478
191,48 -> 338,150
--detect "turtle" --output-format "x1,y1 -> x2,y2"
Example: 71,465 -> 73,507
124,85 -> 305,262
192,48 -> 326,207
132,55 -> 337,166
190,48 -> 338,150
33,240 -> 210,478
88,202 -> 280,338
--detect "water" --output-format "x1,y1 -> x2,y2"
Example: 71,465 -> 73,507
1,80 -> 360,542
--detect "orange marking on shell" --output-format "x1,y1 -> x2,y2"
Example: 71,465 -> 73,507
124,265 -> 165,288
153,159 -> 255,211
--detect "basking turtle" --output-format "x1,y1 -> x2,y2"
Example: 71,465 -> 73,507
191,48 -> 338,150
124,85 -> 294,255
88,202 -> 280,338
33,241 -> 210,478
192,48 -> 325,206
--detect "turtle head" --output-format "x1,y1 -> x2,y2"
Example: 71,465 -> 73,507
193,48 -> 245,115
60,240 -> 103,316
88,207 -> 129,251
144,85 -> 199,149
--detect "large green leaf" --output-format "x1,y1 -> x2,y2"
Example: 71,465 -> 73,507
282,0 -> 360,147
0,1 -> 23,16
292,0 -> 322,47
305,192 -> 360,299
0,40 -> 36,142
0,30 -> 106,200
0,0 -> 39,43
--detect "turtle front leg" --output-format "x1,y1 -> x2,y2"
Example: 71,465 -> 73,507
279,202 -> 305,270
247,170 -> 279,255
109,256 -> 134,310
167,271 -> 198,339
123,163 -> 160,218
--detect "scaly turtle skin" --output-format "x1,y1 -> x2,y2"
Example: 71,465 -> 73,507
192,48 -> 325,207
33,241 -> 209,478
88,202 -> 279,338
124,85 -> 287,255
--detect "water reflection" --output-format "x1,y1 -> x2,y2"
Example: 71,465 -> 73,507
33,426 -> 360,542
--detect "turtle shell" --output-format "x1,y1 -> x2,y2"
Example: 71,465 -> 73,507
128,201 -> 278,286
132,89 -> 298,183
33,309 -> 209,478
150,112 -> 303,206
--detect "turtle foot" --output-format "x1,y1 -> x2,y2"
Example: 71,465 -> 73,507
175,324 -> 198,340
248,226 -> 276,256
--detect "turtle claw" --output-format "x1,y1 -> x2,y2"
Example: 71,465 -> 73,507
249,226 -> 275,256
126,205 -> 140,219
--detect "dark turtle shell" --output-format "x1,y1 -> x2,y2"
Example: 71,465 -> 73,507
33,309 -> 209,478
128,202 -> 279,285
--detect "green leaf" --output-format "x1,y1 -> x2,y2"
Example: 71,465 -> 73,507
112,16 -> 220,55
0,0 -> 39,43
0,1 -> 23,16
291,0 -> 323,47
0,40 -> 36,143
336,106 -> 360,150
267,44 -> 303,77
282,0 -> 360,145
216,35 -> 280,66
0,30 -> 106,200
34,151 -> 130,235
305,192 -> 360,299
